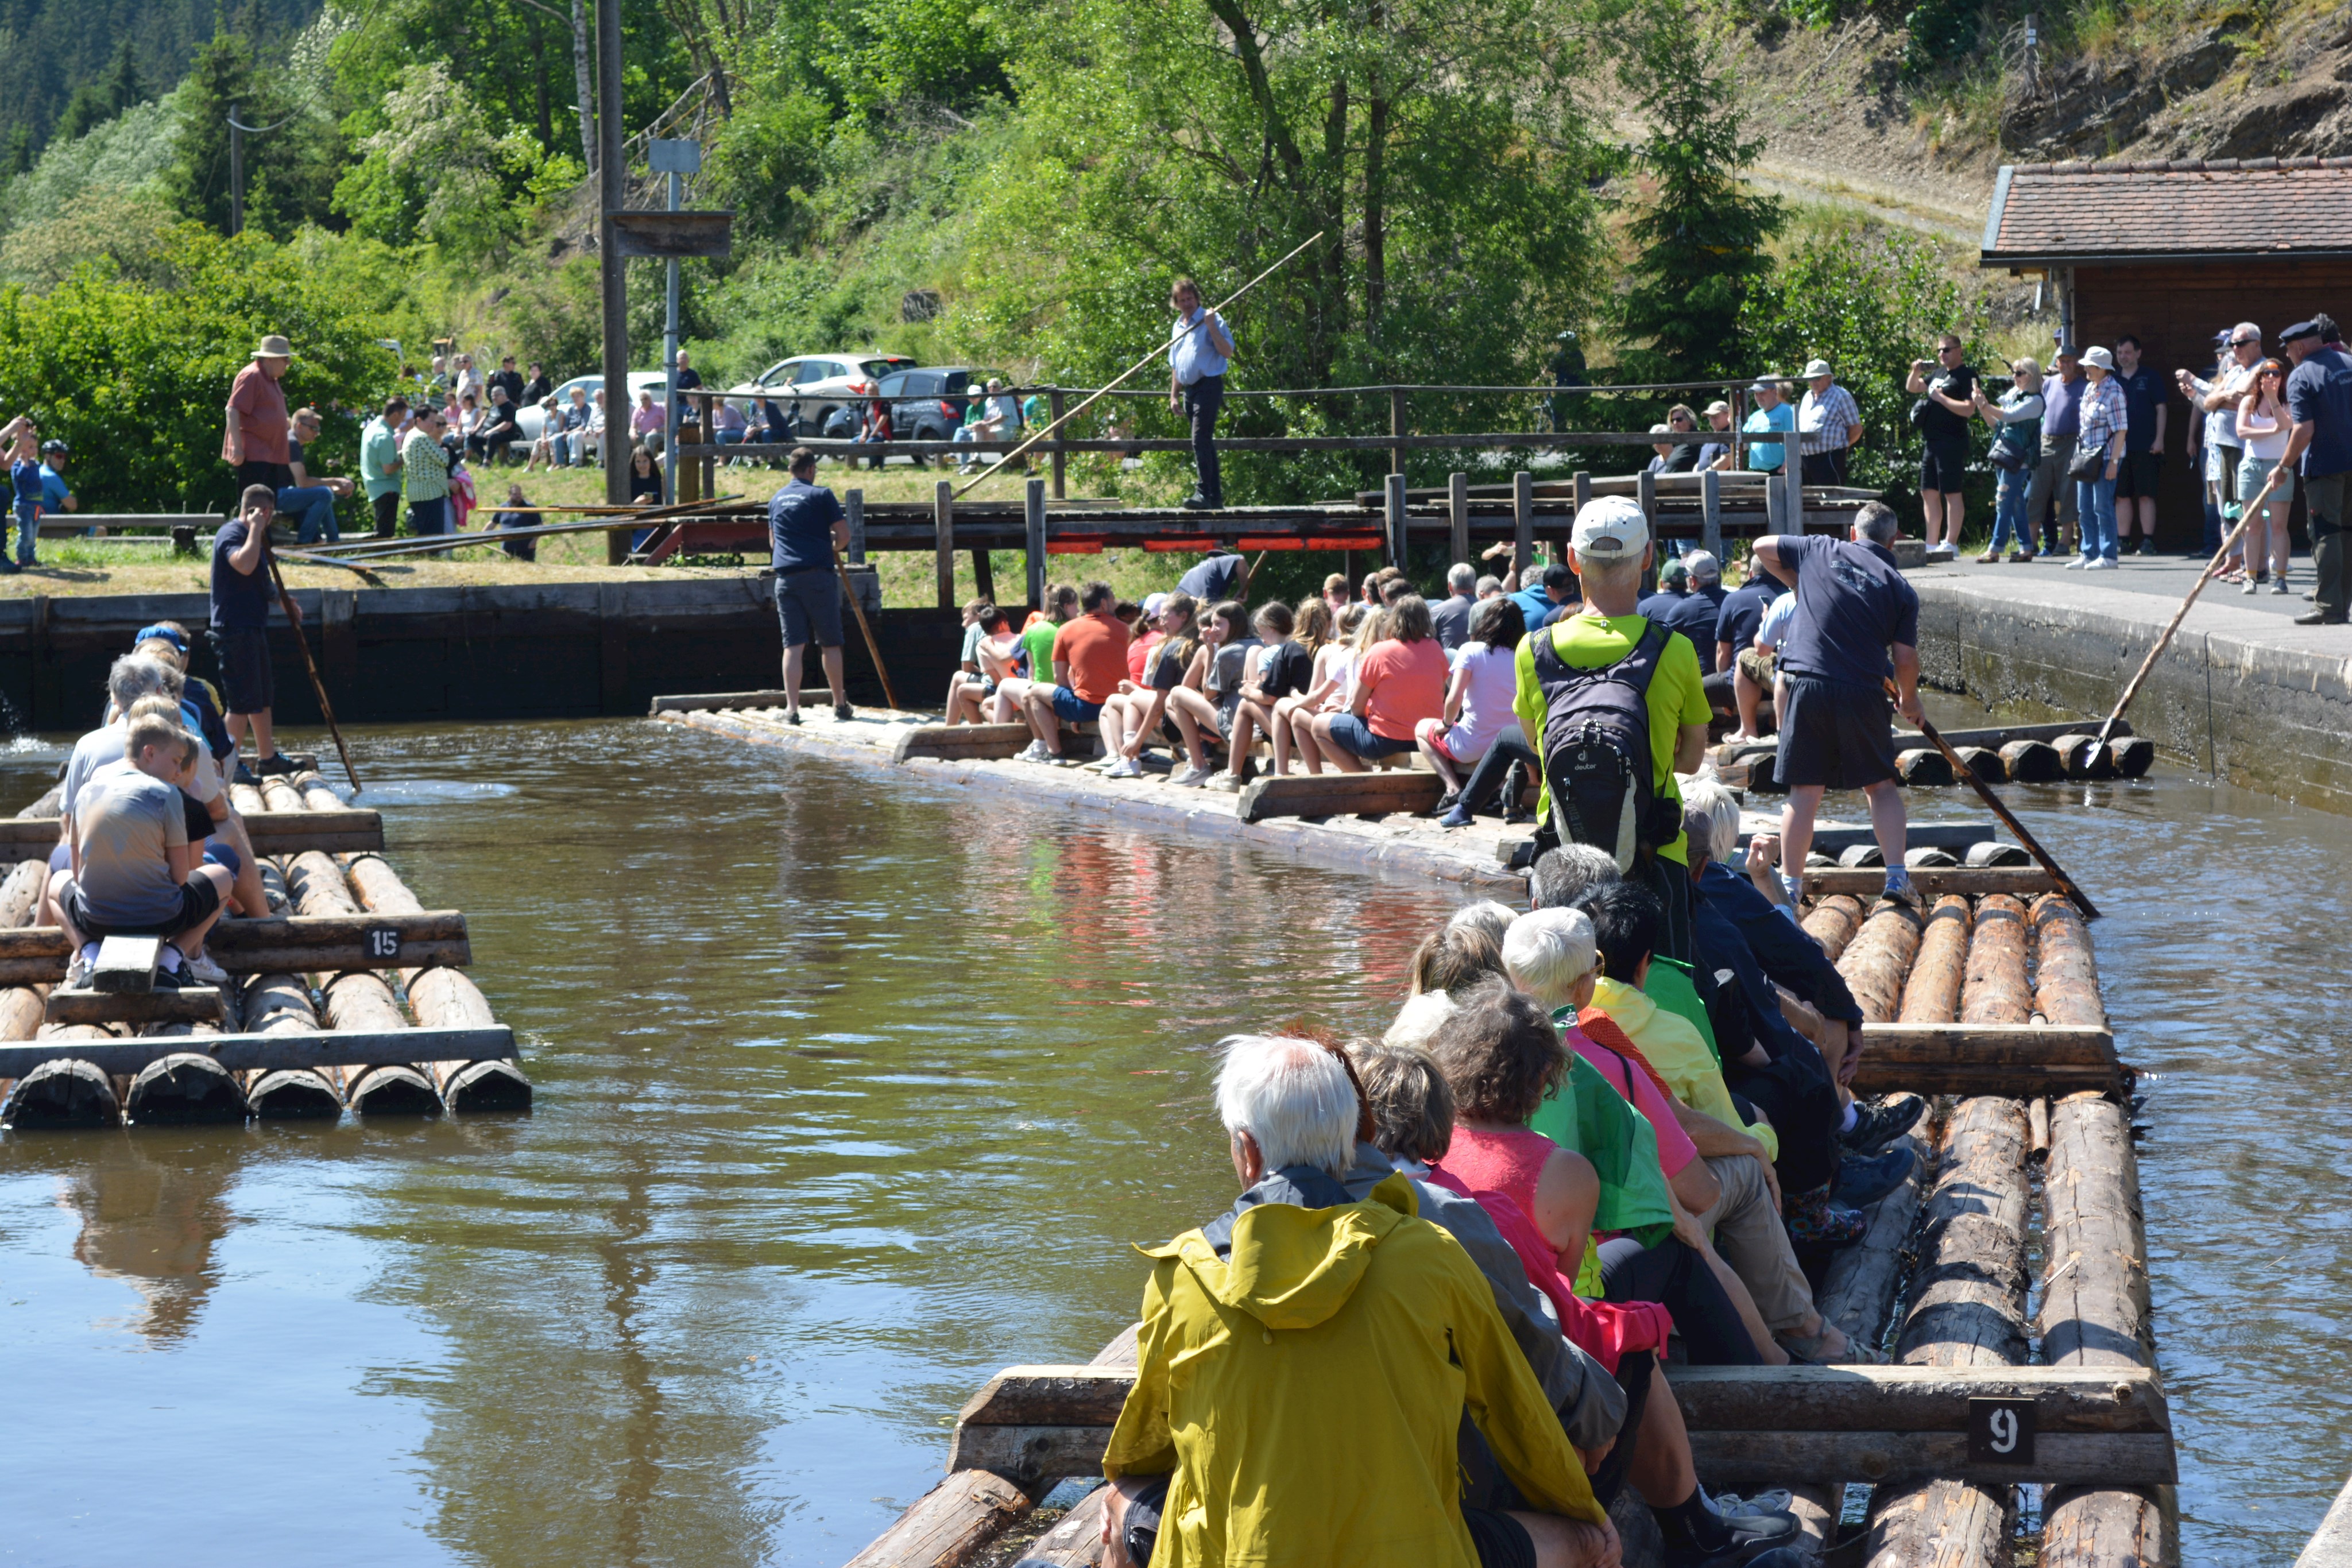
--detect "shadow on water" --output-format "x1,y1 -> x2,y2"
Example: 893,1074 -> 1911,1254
0,709 -> 2340,1565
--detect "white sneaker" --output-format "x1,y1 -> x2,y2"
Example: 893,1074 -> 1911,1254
1105,756 -> 1141,779
2064,556 -> 2088,569
1208,771 -> 1248,792
64,942 -> 98,989
1171,765 -> 1214,788
2084,557 -> 2116,571
2243,575 -> 2260,593
1016,740 -> 1049,763
186,952 -> 230,986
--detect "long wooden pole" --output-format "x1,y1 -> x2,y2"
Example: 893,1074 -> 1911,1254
2092,504 -> 2260,747
833,547 -> 900,712
952,231 -> 1326,500
266,555 -> 362,794
281,494 -> 744,567
1887,680 -> 2097,918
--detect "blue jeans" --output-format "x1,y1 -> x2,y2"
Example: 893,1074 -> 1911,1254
10,503 -> 34,563
1991,467 -> 2030,554
277,485 -> 339,544
2076,471 -> 2118,562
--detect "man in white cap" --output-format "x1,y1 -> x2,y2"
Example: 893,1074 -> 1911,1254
1797,359 -> 1862,487
1750,500 -> 1921,907
1512,496 -> 1711,962
222,334 -> 296,497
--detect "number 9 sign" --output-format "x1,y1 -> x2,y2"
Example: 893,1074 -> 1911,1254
1967,1397 -> 2036,1466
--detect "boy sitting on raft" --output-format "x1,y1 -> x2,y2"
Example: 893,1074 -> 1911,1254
52,707 -> 238,990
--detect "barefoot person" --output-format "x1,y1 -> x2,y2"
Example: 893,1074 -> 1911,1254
765,447 -> 853,725
1749,501 -> 1921,906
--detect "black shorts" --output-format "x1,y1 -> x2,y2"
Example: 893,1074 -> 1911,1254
2114,449 -> 2161,499
179,789 -> 212,845
1587,1349 -> 1654,1509
1462,1506 -> 1538,1568
1775,673 -> 1898,789
211,626 -> 274,715
1920,439 -> 1969,493
63,873 -> 221,943
773,568 -> 843,649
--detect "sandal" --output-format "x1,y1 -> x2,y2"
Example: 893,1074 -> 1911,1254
1974,551 -> 1998,564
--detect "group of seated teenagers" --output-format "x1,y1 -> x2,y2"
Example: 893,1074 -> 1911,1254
42,627 -> 284,990
1093,831 -> 1927,1568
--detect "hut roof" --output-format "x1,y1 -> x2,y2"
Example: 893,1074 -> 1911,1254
1982,158 -> 2352,266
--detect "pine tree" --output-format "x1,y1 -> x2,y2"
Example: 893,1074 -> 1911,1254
1615,5 -> 1785,381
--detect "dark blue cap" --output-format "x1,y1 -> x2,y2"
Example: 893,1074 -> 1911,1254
2283,319 -> 2324,344
133,623 -> 186,652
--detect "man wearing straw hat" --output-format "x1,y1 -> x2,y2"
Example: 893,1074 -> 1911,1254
222,334 -> 297,498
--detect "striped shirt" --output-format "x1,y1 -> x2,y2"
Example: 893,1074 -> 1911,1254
1798,382 -> 1860,455
2076,376 -> 2127,455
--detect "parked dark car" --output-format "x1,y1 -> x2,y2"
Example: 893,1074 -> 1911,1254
882,367 -> 1013,446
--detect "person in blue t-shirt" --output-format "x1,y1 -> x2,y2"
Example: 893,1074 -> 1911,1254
1742,380 -> 1797,474
4,415 -> 44,571
1507,559 -> 1579,632
766,446 -> 853,724
210,484 -> 300,777
2258,317 -> 2352,625
1751,501 -> 1922,909
36,440 -> 74,528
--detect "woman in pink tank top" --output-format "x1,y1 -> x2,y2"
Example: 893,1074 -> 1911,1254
1427,986 -> 1599,1271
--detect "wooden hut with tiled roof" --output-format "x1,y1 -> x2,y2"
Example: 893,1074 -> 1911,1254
1982,157 -> 2352,545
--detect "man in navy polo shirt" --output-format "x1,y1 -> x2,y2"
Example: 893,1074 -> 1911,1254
2252,318 -> 2352,625
767,446 -> 853,722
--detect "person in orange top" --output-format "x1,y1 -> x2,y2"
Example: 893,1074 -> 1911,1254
1309,593 -> 1448,772
1018,580 -> 1134,765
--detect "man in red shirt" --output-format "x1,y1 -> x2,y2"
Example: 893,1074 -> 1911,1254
1018,580 -> 1132,765
223,335 -> 295,496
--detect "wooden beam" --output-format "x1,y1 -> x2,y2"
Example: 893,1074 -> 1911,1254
1662,1364 -> 2167,1433
840,1469 -> 1031,1568
0,1026 -> 515,1078
892,722 -> 1041,764
1237,769 -> 1440,823
91,934 -> 162,993
1802,868 -> 2060,898
45,986 -> 223,1025
0,809 -> 384,856
960,1365 -> 1134,1427
0,913 -> 470,982
1685,1430 -> 2173,1489
1856,1022 -> 2114,1063
935,479 -> 956,610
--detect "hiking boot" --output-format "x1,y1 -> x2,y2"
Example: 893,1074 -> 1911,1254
1782,1184 -> 1868,1247
834,703 -> 855,722
232,760 -> 258,787
253,753 -> 296,776
1841,1093 -> 1926,1152
1832,1142 -> 1918,1207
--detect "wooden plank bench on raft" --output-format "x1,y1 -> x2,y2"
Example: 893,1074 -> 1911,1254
0,911 -> 469,989
0,808 -> 385,857
0,1025 -> 517,1078
934,1362 -> 2175,1491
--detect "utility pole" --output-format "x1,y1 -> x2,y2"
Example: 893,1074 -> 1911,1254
649,138 -> 699,511
228,103 -> 244,237
596,0 -> 632,549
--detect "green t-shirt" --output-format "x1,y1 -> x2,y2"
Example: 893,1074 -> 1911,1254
1643,955 -> 1719,1066
1527,1053 -> 1676,1252
1512,610 -> 1711,864
1020,621 -> 1061,688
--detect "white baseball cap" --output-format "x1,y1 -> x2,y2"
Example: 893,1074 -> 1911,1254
1571,497 -> 1649,562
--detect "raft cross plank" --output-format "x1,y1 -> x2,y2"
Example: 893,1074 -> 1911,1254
90,935 -> 161,993
0,810 -> 385,856
0,1026 -> 516,1078
45,986 -> 225,1025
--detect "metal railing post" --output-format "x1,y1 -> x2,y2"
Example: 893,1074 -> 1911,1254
1700,469 -> 1722,561
1385,473 -> 1409,568
1048,388 -> 1067,500
1448,471 -> 1471,568
933,480 -> 956,609
1512,471 -> 1534,579
1025,478 -> 1047,611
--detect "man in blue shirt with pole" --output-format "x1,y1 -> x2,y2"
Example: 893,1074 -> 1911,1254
1167,277 -> 1235,511
766,446 -> 853,725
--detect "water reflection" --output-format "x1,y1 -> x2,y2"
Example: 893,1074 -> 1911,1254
0,713 -> 2342,1566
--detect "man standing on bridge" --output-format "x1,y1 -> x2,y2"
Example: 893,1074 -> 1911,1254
1751,500 -> 1921,908
1168,277 -> 1235,512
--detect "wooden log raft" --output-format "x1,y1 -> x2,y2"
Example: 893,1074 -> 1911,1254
1837,904 -> 1924,1024
2053,733 -> 2116,780
1950,745 -> 2006,781
6,1024 -> 121,1128
1895,748 -> 1955,786
2039,1093 -> 2172,1567
1802,894 -> 1865,963
2032,893 -> 2106,1027
123,1020 -> 249,1126
1960,894 -> 2034,1025
0,857 -> 78,1126
1803,868 -> 2057,899
281,850 -> 439,1116
1847,1024 -> 2119,1098
1864,1097 -> 2032,1568
1897,896 -> 1972,1024
0,808 -> 383,858
238,970 -> 343,1118
2000,738 -> 2065,782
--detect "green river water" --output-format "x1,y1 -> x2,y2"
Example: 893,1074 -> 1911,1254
0,713 -> 2343,1566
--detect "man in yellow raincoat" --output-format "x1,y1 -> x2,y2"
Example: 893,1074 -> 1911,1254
1099,1034 -> 1621,1568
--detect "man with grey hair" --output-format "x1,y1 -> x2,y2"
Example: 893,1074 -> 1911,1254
1098,1033 -> 1619,1568
1751,500 -> 1919,907
1529,842 -> 1624,912
1797,358 -> 1861,487
1433,562 -> 1479,651
2180,322 -> 2263,563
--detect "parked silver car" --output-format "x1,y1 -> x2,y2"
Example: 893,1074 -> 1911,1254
724,353 -> 916,436
513,371 -> 670,443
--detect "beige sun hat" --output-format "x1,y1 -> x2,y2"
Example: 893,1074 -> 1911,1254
253,334 -> 295,359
